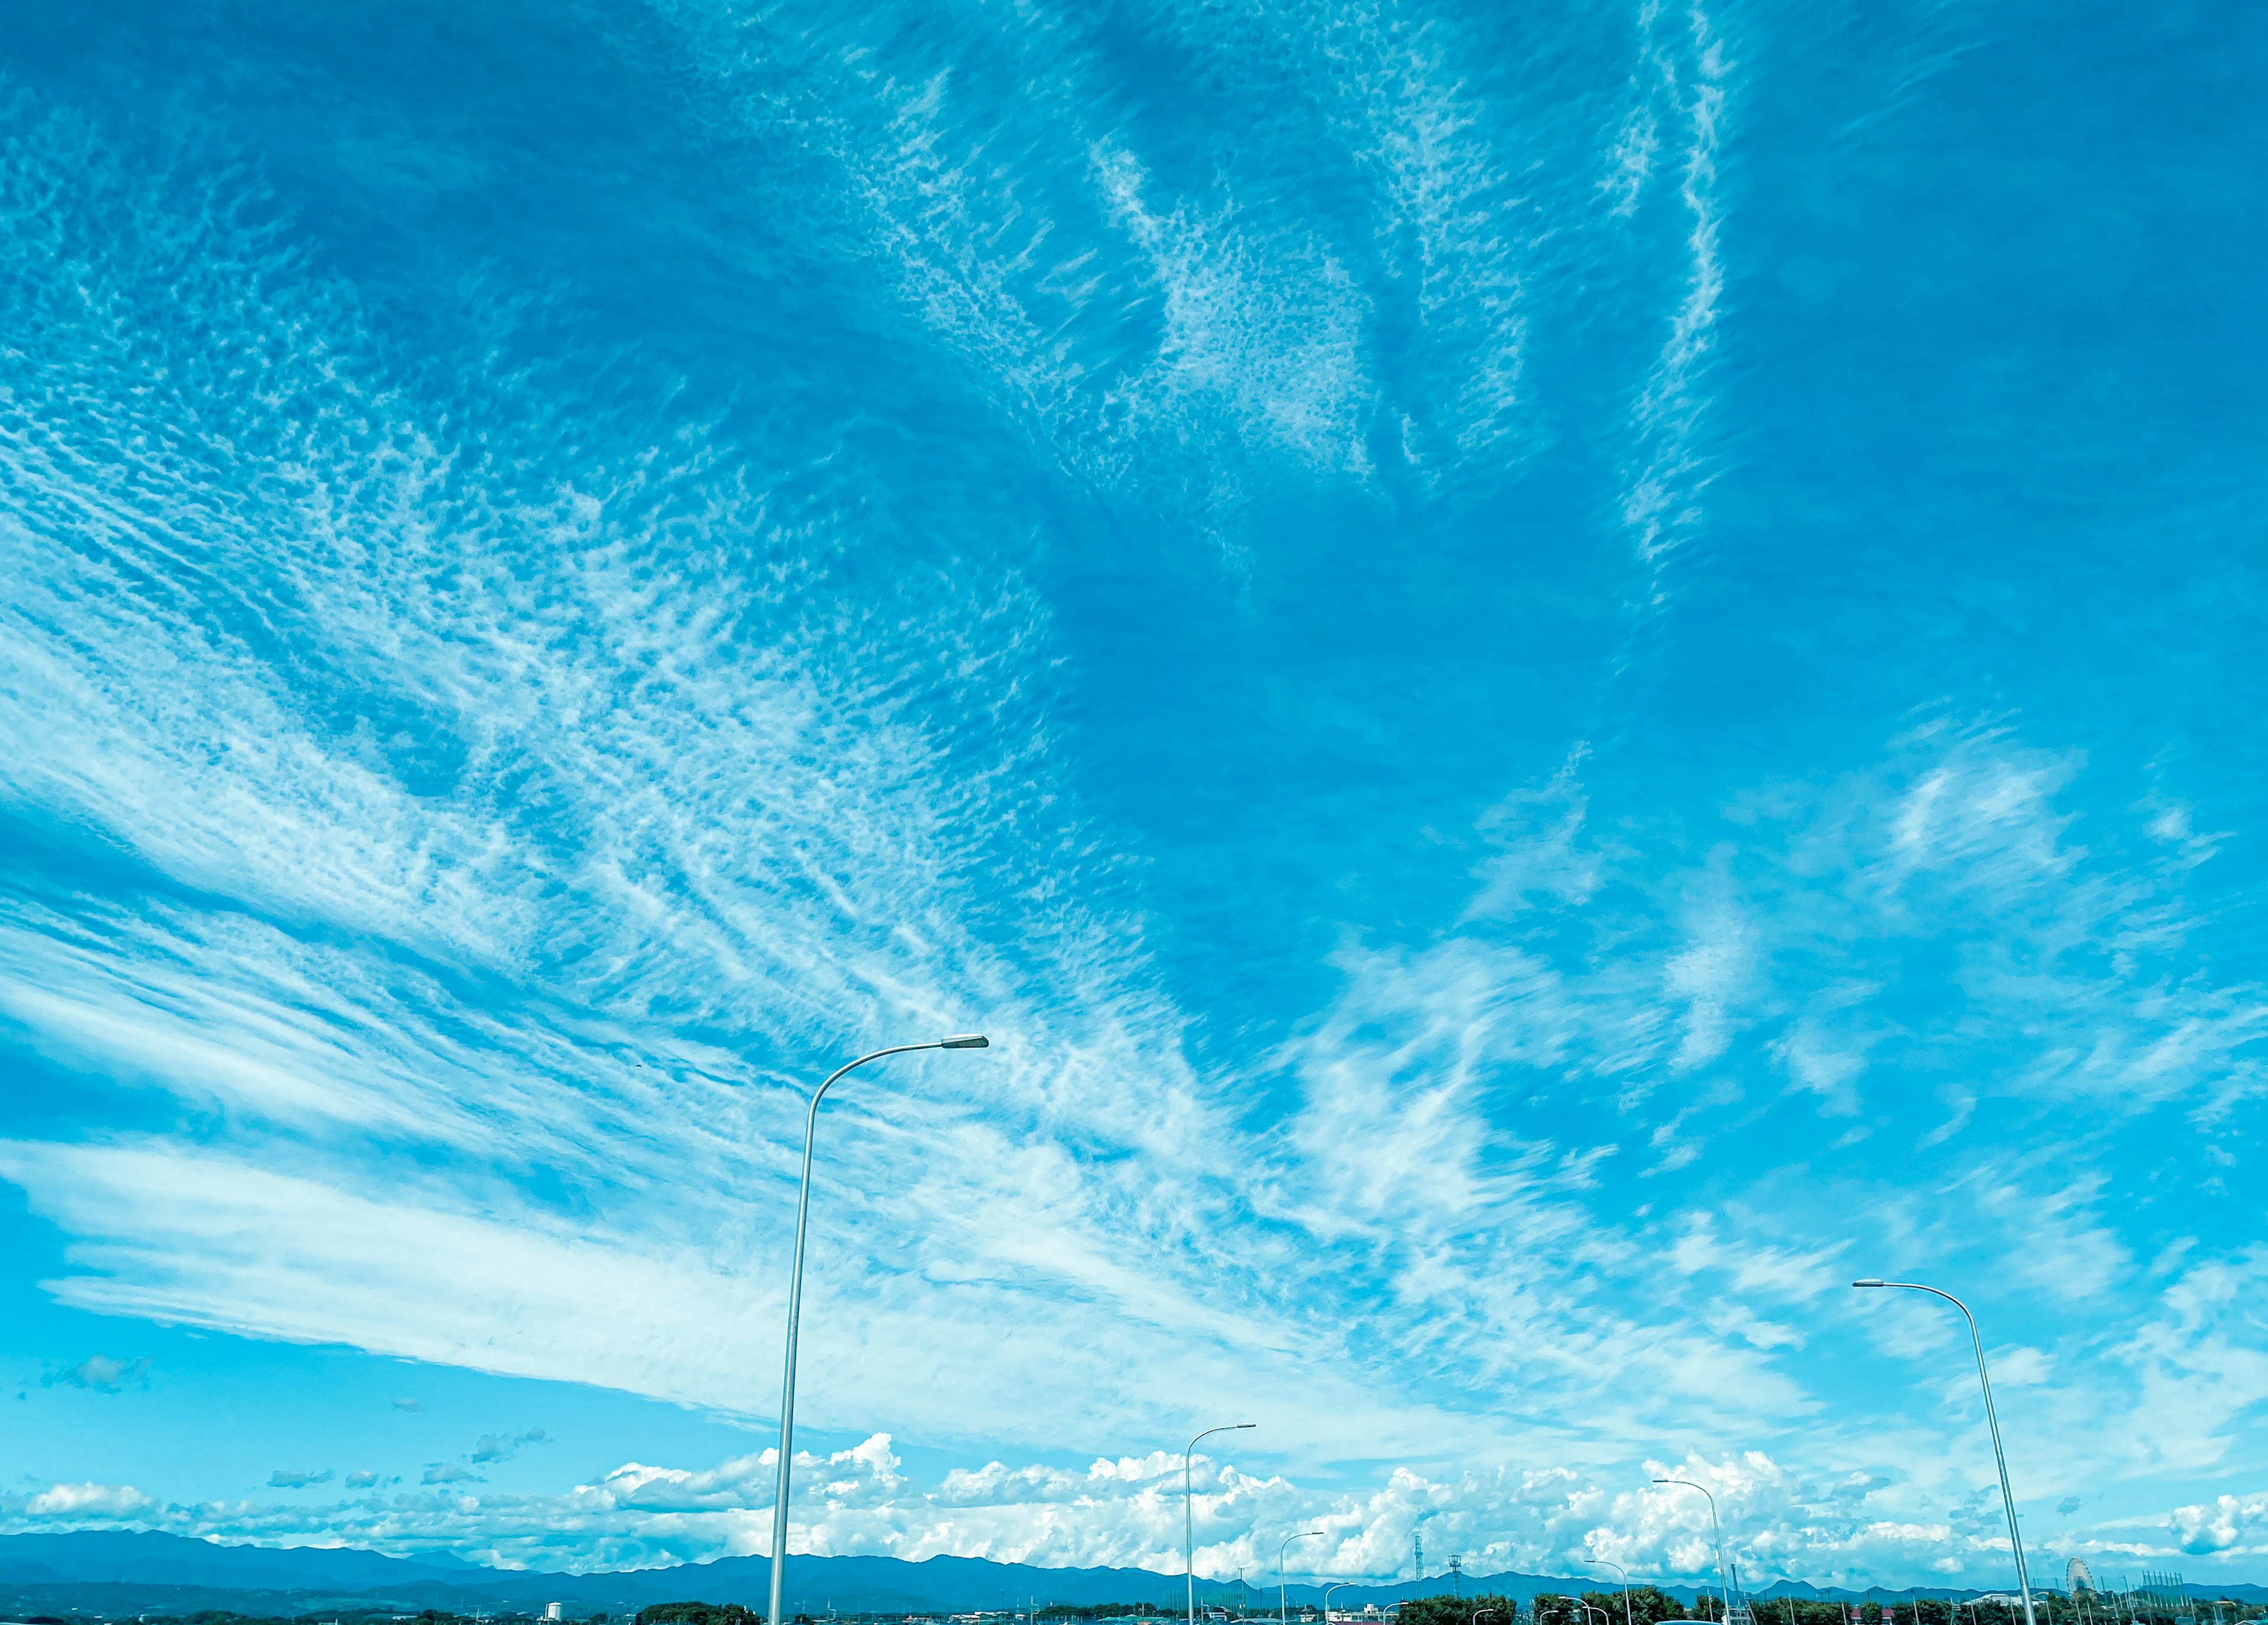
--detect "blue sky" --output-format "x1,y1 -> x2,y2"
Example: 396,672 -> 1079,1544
2,0 -> 2266,1594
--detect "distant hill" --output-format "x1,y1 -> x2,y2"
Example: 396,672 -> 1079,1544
4,1533 -> 2263,1620
0,1529 -> 487,1592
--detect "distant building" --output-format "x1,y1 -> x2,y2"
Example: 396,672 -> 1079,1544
545,1606 -> 563,1620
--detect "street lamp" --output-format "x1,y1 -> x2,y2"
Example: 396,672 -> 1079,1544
1324,1584 -> 1354,1625
1586,1558 -> 1634,1625
1282,1532 -> 1326,1625
765,1035 -> 990,1625
1651,1480 -> 1731,1621
1852,1281 -> 2035,1625
1189,1424 -> 1259,1625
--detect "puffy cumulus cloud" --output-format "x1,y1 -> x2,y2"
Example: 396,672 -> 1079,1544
598,1450 -> 777,1515
269,1469 -> 335,1489
0,1441 -> 2234,1582
45,1354 -> 152,1392
596,1436 -> 904,1538
2169,1494 -> 2268,1556
1570,1455 -> 2107,1594
1583,1456 -> 1805,1577
424,1463 -> 485,1485
803,1434 -> 907,1510
934,1460 -> 1084,1508
857,1447 -> 1305,1571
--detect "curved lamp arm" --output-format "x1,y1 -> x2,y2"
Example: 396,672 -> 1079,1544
1651,1480 -> 1730,1621
1280,1532 -> 1325,1625
1852,1279 -> 2035,1625
767,1036 -> 990,1625
1187,1423 -> 1258,1625
1585,1557 -> 1633,1625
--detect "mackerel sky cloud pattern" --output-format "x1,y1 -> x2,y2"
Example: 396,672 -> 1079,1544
2,0 -> 2267,1593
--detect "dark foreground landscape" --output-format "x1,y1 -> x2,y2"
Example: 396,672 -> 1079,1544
5,1534 -> 2266,1625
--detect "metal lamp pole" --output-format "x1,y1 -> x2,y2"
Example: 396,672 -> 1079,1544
1282,1532 -> 1325,1625
765,1035 -> 991,1625
1653,1480 -> 1731,1621
1189,1424 -> 1259,1625
1324,1583 -> 1355,1625
1852,1281 -> 2036,1625
1586,1558 -> 1634,1625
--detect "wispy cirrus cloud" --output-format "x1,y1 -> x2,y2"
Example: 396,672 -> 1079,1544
3,8 -> 2266,1588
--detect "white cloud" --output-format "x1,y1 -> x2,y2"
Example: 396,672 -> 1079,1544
1,1440 -> 2237,1587
19,1481 -> 157,1519
2171,1494 -> 2266,1555
1617,0 -> 1729,600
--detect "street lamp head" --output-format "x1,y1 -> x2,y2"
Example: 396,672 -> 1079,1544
1232,1421 -> 1257,1429
940,1034 -> 991,1048
1852,1278 -> 1886,1288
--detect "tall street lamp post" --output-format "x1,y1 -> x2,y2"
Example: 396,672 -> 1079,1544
1651,1479 -> 1731,1621
1586,1557 -> 1634,1625
765,1035 -> 991,1625
1188,1424 -> 1258,1625
1282,1532 -> 1325,1625
1852,1279 -> 2036,1625
1324,1585 -> 1353,1625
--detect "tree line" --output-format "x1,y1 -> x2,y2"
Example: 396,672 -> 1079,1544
1394,1595 -> 2266,1625
626,1596 -> 2268,1625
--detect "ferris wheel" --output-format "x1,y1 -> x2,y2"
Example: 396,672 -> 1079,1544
2069,1559 -> 2097,1595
